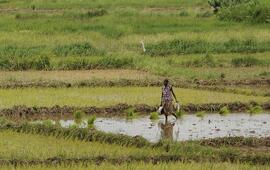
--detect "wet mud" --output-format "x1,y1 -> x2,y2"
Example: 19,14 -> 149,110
0,78 -> 269,89
1,102 -> 269,120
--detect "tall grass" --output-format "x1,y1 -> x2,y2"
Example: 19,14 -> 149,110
145,39 -> 270,56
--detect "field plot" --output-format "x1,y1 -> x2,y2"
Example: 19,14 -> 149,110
0,0 -> 269,169
0,87 -> 268,107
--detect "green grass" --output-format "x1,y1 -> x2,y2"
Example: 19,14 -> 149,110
0,87 -> 268,107
219,106 -> 230,115
2,162 -> 270,170
196,111 -> 206,118
0,130 -> 159,160
150,112 -> 159,120
0,0 -> 268,76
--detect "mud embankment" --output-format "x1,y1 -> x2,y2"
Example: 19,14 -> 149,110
1,78 -> 269,88
199,137 -> 270,147
1,102 -> 269,120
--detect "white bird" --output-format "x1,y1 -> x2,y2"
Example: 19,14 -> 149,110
140,41 -> 146,53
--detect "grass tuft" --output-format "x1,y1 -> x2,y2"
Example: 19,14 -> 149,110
126,108 -> 136,119
87,115 -> 96,128
196,111 -> 205,118
248,105 -> 263,114
219,106 -> 230,116
150,112 -> 159,120
175,110 -> 185,118
73,110 -> 85,122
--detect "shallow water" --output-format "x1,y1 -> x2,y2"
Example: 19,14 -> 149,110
58,113 -> 270,142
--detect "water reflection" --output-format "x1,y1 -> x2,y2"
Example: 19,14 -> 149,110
159,120 -> 175,141
56,113 -> 270,142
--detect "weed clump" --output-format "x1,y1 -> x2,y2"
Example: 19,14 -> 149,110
0,117 -> 13,127
145,39 -> 269,56
179,10 -> 189,17
248,106 -> 263,114
231,56 -> 261,67
150,112 -> 159,120
126,108 -> 136,119
175,110 -> 185,118
73,110 -> 85,122
196,111 -> 206,118
53,42 -> 104,57
183,54 -> 216,67
219,106 -> 230,115
87,115 -> 96,128
42,120 -> 54,127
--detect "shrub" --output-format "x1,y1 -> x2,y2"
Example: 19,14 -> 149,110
150,112 -> 159,120
219,106 -> 230,115
231,56 -> 261,67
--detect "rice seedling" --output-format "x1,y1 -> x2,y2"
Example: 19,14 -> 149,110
219,106 -> 230,116
126,108 -> 136,119
175,110 -> 185,118
196,111 -> 206,118
150,112 -> 159,120
248,105 -> 263,114
87,115 -> 96,128
0,87 -> 268,108
42,120 -> 54,127
73,110 -> 85,121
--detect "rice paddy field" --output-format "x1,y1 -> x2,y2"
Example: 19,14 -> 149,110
0,0 -> 270,169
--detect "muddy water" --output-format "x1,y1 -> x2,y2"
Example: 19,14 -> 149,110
59,113 -> 270,142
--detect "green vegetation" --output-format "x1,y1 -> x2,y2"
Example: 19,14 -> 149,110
219,106 -> 230,115
126,108 -> 136,119
42,120 -> 54,127
150,112 -> 159,120
196,111 -> 206,118
87,115 -> 96,128
73,110 -> 85,122
175,110 -> 186,118
231,56 -> 262,67
0,0 -> 269,169
146,39 -> 270,56
2,162 -> 270,170
248,105 -> 263,114
0,87 -> 268,107
0,0 -> 267,84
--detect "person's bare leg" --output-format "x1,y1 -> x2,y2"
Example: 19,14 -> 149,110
172,113 -> 177,119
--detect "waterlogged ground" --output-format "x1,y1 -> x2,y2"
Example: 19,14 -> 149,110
58,113 -> 270,142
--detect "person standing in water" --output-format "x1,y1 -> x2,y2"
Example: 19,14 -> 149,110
160,79 -> 178,121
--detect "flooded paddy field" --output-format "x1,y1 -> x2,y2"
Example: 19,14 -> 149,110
57,113 -> 270,142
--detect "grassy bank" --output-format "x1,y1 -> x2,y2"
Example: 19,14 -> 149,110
2,162 -> 269,170
0,87 -> 268,107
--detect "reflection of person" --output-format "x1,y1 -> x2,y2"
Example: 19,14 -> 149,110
159,120 -> 175,140
160,79 -> 178,121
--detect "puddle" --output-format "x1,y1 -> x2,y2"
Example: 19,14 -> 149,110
56,113 -> 270,142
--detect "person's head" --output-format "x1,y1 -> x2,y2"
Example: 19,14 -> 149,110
163,79 -> 169,86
